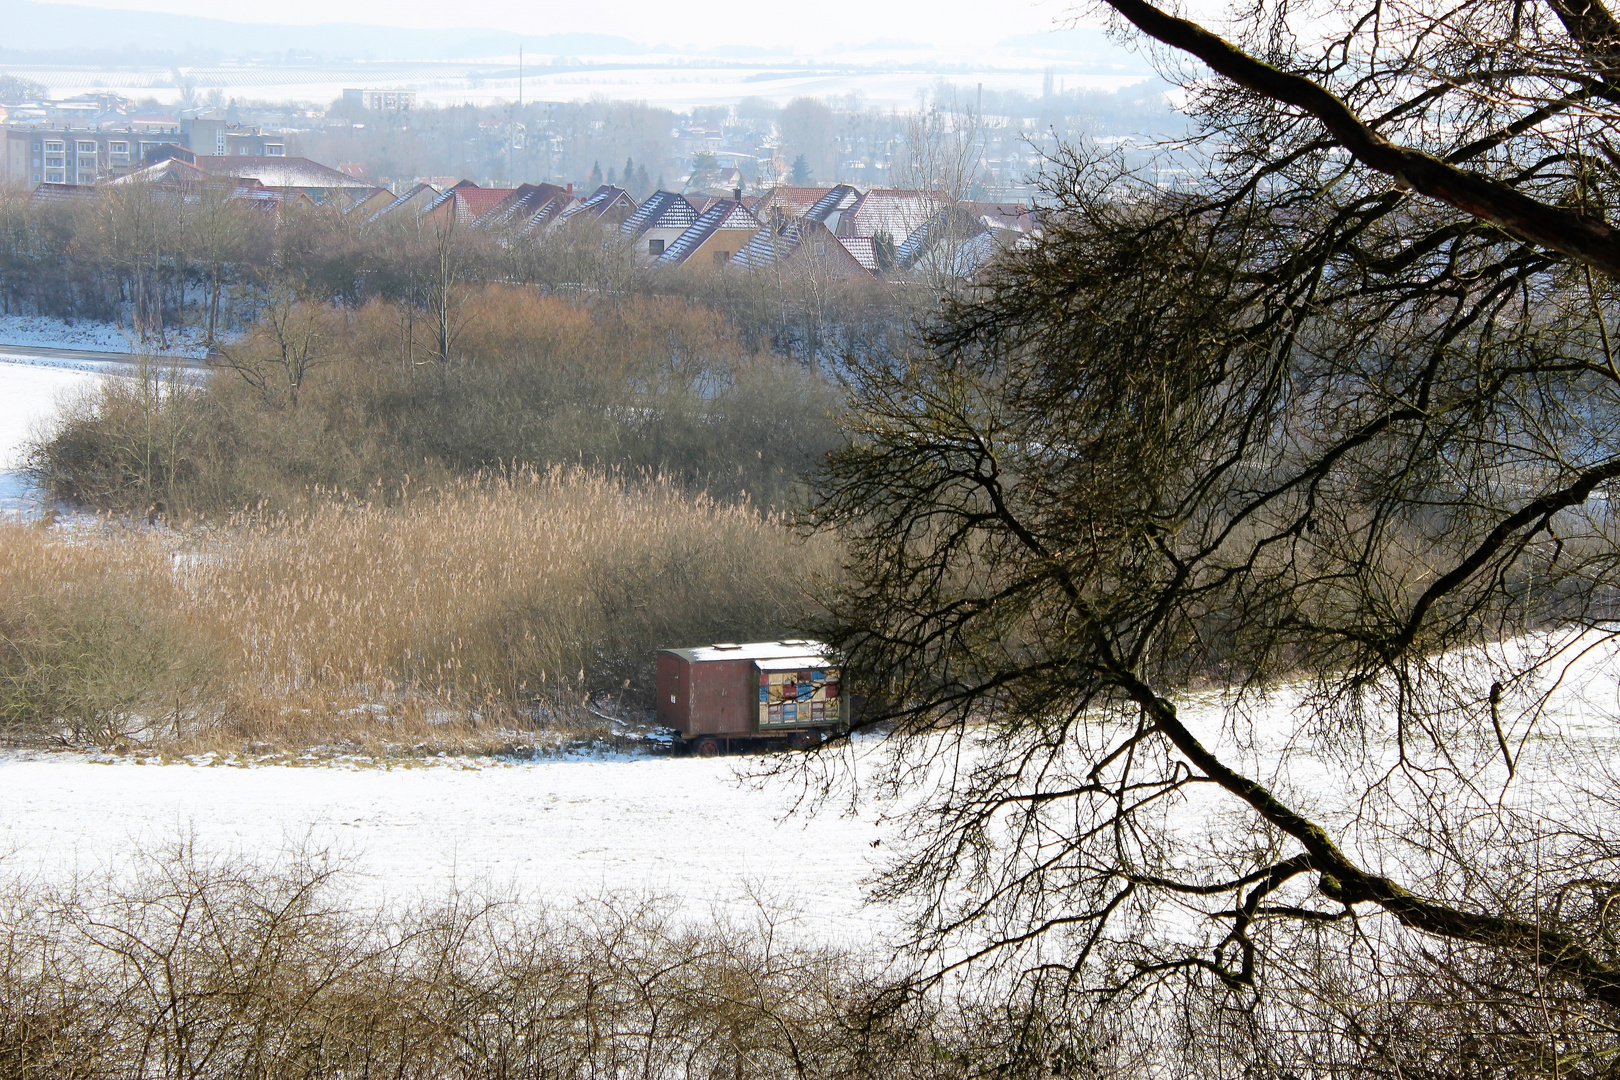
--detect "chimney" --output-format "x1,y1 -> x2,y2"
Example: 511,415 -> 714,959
566,182 -> 573,196
733,186 -> 742,201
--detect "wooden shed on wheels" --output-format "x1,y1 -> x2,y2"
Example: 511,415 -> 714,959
656,641 -> 842,756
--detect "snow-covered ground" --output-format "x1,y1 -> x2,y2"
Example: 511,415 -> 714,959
0,336 -> 203,514
0,315 -> 209,358
0,752 -> 898,940
2,46 -> 1155,112
0,359 -> 103,514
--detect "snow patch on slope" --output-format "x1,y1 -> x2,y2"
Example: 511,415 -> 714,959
0,314 -> 208,357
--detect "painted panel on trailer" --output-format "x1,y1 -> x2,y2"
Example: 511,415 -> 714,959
758,664 -> 841,728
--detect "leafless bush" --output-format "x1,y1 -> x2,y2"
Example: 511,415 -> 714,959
0,845 -> 983,1080
29,289 -> 845,517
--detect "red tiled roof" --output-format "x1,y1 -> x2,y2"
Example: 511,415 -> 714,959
838,235 -> 878,272
453,186 -> 517,221
757,185 -> 836,217
838,188 -> 935,240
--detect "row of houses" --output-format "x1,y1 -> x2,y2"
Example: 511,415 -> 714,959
25,140 -> 1039,280
362,176 -> 1042,278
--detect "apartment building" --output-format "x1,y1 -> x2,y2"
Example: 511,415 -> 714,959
2,127 -> 144,187
182,116 -> 287,159
342,88 -> 416,112
0,107 -> 288,190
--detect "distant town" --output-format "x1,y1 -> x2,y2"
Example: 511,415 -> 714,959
0,82 -> 1162,278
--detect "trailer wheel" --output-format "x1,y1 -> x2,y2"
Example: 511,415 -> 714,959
693,737 -> 723,758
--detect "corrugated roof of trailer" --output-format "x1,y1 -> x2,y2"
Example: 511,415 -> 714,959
660,641 -> 829,664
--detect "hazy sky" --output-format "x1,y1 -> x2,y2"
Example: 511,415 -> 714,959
38,0 -> 1100,51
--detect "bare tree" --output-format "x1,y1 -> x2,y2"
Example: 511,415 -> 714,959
419,208 -> 477,371
213,289 -> 340,409
183,176 -> 260,349
93,176 -> 183,344
892,97 -> 986,291
806,0 -> 1620,1060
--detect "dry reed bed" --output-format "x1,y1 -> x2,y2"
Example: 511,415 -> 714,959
0,469 -> 836,753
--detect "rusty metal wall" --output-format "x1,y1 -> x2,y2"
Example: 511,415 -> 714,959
657,654 -> 757,737
655,651 -> 687,730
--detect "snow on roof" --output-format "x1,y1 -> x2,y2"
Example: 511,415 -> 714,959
757,185 -> 836,217
838,235 -> 878,272
557,184 -> 636,224
480,183 -> 576,232
366,182 -> 439,222
803,184 -> 861,224
660,640 -> 830,664
194,155 -> 371,192
105,157 -> 205,186
838,188 -> 934,239
654,198 -> 758,266
452,185 -> 517,221
621,189 -> 699,236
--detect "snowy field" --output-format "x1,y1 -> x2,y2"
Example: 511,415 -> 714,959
0,752 -> 899,939
0,358 -> 101,514
5,635 -> 1620,942
0,58 -> 1154,111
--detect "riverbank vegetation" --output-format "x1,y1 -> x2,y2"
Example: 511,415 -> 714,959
0,468 -> 833,753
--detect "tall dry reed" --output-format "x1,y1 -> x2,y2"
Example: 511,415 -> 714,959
0,468 -> 837,752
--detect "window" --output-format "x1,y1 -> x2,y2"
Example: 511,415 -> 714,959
714,250 -> 729,265
45,171 -> 63,183
108,141 -> 129,154
649,238 -> 664,256
44,156 -> 64,168
815,242 -> 826,256
77,140 -> 96,154
44,141 -> 64,153
264,143 -> 284,156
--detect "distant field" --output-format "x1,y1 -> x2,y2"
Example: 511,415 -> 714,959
0,60 -> 1151,110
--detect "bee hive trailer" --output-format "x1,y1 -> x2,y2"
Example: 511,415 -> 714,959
656,641 -> 842,756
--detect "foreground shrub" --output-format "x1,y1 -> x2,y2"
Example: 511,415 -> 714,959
0,846 -> 978,1080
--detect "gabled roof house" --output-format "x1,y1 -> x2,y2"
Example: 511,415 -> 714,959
556,185 -> 638,227
621,189 -> 701,260
730,217 -> 872,277
653,198 -> 759,269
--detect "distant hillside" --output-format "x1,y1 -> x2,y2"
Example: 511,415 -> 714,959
0,0 -> 646,62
